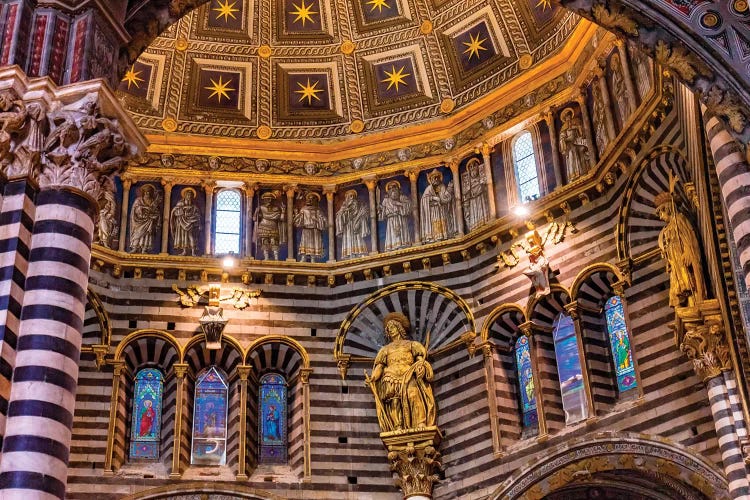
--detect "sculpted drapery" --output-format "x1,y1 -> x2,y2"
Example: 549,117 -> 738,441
336,189 -> 370,259
294,191 -> 327,262
129,184 -> 161,253
170,187 -> 202,256
420,169 -> 456,243
378,180 -> 412,252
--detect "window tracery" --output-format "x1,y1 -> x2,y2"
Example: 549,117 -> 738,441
191,366 -> 229,465
512,130 -> 541,203
214,189 -> 241,255
130,368 -> 163,460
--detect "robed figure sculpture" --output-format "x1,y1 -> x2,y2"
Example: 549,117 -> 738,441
365,312 -> 436,433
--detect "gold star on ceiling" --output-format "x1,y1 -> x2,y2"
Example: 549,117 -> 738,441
381,65 -> 410,92
463,31 -> 488,61
205,75 -> 235,103
295,78 -> 324,105
290,0 -> 318,26
367,0 -> 391,13
122,65 -> 145,90
213,0 -> 239,22
536,0 -> 552,10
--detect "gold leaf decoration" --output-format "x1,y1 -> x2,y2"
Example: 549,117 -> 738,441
704,85 -> 748,133
592,4 -> 638,36
654,40 -> 712,84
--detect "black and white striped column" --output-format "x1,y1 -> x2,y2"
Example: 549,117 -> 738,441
704,113 -> 750,289
0,188 -> 96,499
706,374 -> 750,499
0,178 -> 36,453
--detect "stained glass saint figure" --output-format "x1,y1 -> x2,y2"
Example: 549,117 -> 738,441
515,335 -> 538,431
130,368 -> 163,460
604,295 -> 637,393
552,313 -> 588,424
191,366 -> 229,465
259,373 -> 287,464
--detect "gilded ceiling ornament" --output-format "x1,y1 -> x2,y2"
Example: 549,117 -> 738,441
381,65 -> 410,92
463,32 -> 488,61
258,45 -> 272,58
295,78 -> 324,105
161,117 -> 178,132
518,53 -> 533,70
122,65 -> 145,89
174,38 -> 189,51
213,0 -> 239,22
290,0 -> 318,26
535,0 -> 552,10
420,20 -> 433,35
204,75 -> 235,103
367,0 -> 390,13
256,125 -> 272,139
340,40 -> 355,55
350,120 -> 365,134
440,98 -> 455,114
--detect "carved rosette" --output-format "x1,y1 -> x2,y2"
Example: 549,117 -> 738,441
382,427 -> 442,499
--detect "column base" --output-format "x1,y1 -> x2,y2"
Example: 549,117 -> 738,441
235,474 -> 248,481
169,472 -> 182,479
102,470 -> 114,477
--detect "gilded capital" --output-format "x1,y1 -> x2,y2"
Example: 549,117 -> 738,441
237,365 -> 252,381
299,368 -> 313,384
174,363 -> 189,379
111,360 -> 126,377
405,169 -> 419,182
388,441 -> 442,498
680,320 -> 731,383
362,175 -> 378,190
481,142 -> 491,158
564,301 -> 580,320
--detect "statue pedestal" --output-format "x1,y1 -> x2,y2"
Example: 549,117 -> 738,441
380,426 -> 442,499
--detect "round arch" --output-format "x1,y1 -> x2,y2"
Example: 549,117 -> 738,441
481,303 -> 527,345
569,262 -> 625,302
245,335 -> 311,370
114,329 -> 181,364
491,432 -> 729,500
118,482 -> 284,500
180,332 -> 245,364
525,283 -> 571,327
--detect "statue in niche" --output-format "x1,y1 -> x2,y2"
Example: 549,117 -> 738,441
97,188 -> 118,249
293,191 -> 327,262
378,180 -> 412,252
253,191 -> 286,260
592,84 -> 611,155
336,189 -> 369,259
128,183 -> 161,253
654,185 -> 706,307
170,187 -> 202,256
364,312 -> 436,433
630,45 -> 652,99
522,230 -> 551,298
461,158 -> 490,232
611,53 -> 634,123
420,169 -> 457,243
558,107 -> 590,181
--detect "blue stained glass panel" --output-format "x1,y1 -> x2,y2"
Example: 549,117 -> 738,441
605,295 -> 637,393
553,313 -> 588,424
191,367 -> 228,465
130,368 -> 163,460
259,373 -> 287,464
515,335 -> 538,428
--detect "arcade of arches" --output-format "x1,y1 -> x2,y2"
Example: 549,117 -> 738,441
2,1 -> 750,499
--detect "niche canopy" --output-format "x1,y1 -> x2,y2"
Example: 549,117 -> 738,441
334,281 -> 475,378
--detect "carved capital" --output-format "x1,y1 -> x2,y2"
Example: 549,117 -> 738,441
384,431 -> 442,499
237,365 -> 252,381
174,363 -> 189,379
519,321 -> 535,338
362,175 -> 378,190
680,320 -> 731,383
299,368 -> 313,384
111,360 -> 126,377
564,301 -> 580,320
243,181 -> 258,196
405,169 -> 419,182
337,355 -> 350,380
92,344 -> 109,371
481,142 -> 491,158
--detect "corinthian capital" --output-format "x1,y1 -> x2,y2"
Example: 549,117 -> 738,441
680,320 -> 731,383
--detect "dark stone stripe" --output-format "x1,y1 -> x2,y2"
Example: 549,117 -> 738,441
3,178 -> 37,199
21,304 -> 83,331
12,365 -> 77,393
0,235 -> 30,260
0,470 -> 65,498
7,399 -> 73,428
37,188 -> 96,219
28,236 -> 90,271
714,142 -> 744,172
0,326 -> 17,352
32,219 -> 91,250
723,182 -> 750,209
717,153 -> 749,185
17,334 -> 79,361
0,395 -> 7,415
25,275 -> 86,303
705,117 -> 725,140
2,434 -> 69,463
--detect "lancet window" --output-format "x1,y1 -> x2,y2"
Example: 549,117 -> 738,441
259,373 -> 288,464
514,335 -> 538,433
552,313 -> 587,424
214,189 -> 242,255
191,366 -> 229,465
512,130 -> 541,203
604,295 -> 637,393
130,368 -> 163,460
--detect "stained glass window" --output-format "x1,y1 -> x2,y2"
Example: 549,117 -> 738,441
515,335 -> 537,429
214,189 -> 241,255
552,313 -> 588,424
259,373 -> 287,464
512,131 -> 541,203
604,295 -> 638,393
130,368 -> 163,460
191,366 -> 229,466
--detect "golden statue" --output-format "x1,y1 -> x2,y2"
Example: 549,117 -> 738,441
654,190 -> 706,307
365,312 -> 436,433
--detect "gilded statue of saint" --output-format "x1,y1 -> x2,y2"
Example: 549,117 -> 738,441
365,313 -> 436,433
655,190 -> 706,307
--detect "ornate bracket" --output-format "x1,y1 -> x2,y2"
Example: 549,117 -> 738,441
674,299 -> 731,383
381,427 -> 443,499
92,344 -> 109,371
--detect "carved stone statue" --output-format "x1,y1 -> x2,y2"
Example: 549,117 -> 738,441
611,53 -> 634,123
253,191 -> 286,260
592,83 -> 610,155
336,189 -> 369,259
522,230 -> 551,298
379,180 -> 412,252
97,188 -> 118,249
170,187 -> 202,256
629,44 -> 652,99
461,158 -> 490,232
128,183 -> 161,253
365,312 -> 436,433
654,191 -> 706,307
293,191 -> 327,262
420,169 -> 457,243
558,107 -> 590,181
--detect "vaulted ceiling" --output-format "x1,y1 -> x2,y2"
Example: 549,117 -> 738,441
119,0 -> 586,156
